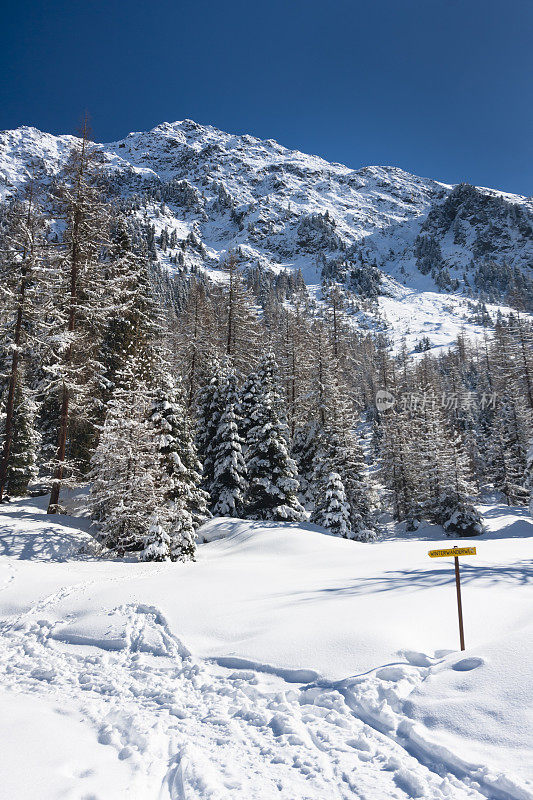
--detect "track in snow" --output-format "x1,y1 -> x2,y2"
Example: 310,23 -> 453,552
1,586 -> 516,800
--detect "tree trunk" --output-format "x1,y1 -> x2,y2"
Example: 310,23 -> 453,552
47,124 -> 87,513
0,184 -> 34,502
0,305 -> 24,502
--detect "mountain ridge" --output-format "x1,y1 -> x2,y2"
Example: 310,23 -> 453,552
3,119 -> 530,200
1,119 -> 532,336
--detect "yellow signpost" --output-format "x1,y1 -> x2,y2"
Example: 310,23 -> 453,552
428,545 -> 477,650
429,547 -> 476,558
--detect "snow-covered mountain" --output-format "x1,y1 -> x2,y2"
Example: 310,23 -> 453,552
1,119 -> 532,345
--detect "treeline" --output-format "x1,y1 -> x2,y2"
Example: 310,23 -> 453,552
1,131 -> 532,561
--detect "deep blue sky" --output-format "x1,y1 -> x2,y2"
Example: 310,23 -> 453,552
1,0 -> 532,195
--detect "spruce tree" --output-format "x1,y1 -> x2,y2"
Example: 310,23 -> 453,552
379,406 -> 419,523
148,375 -> 209,559
489,394 -> 530,505
195,358 -> 227,495
90,360 -> 159,555
312,471 -> 352,538
237,368 -> 262,453
435,428 -> 483,536
322,428 -> 374,539
210,372 -> 248,516
292,421 -> 322,510
245,356 -> 306,522
2,376 -> 39,497
141,514 -> 173,562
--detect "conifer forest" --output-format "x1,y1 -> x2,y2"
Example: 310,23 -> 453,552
1,129 -> 532,563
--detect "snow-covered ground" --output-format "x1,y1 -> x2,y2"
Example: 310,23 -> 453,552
377,290 -> 514,354
0,497 -> 531,799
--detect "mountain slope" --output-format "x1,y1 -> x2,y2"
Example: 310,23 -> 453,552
1,119 -> 532,342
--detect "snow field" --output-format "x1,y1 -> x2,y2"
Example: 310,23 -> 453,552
0,497 -> 531,799
377,291 -> 510,354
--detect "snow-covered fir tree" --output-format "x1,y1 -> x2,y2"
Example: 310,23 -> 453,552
289,314 -> 376,537
90,361 -> 161,556
195,357 -> 228,496
147,374 -> 209,560
210,372 -> 248,517
312,471 -> 352,538
488,393 -> 530,505
319,427 -> 375,540
377,365 -> 484,536
433,427 -> 483,537
245,355 -> 306,522
141,514 -> 173,563
236,368 -> 262,454
379,406 -> 419,523
291,421 -> 322,509
1,375 -> 39,497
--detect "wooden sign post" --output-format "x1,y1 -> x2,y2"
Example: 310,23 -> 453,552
428,546 -> 477,651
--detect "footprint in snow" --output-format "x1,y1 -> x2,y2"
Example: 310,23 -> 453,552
451,657 -> 484,671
